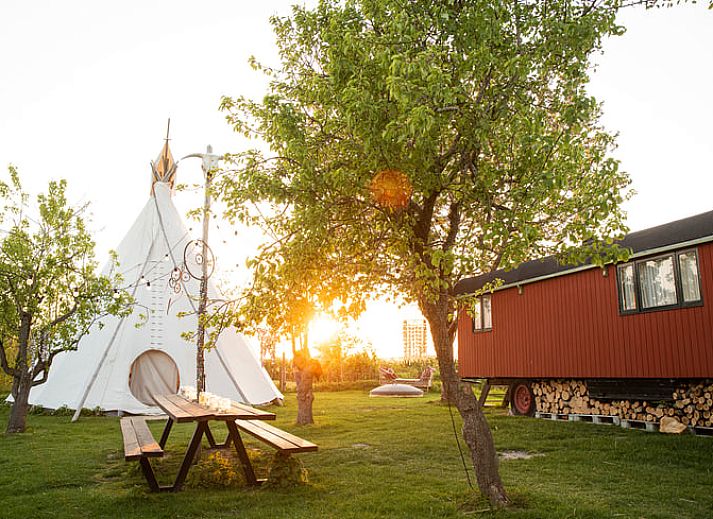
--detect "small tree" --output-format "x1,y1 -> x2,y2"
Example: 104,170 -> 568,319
220,1 -> 633,506
0,167 -> 129,433
236,242 -> 337,425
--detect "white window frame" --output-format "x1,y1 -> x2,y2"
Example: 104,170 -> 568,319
472,294 -> 492,332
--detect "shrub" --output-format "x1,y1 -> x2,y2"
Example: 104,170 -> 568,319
265,452 -> 308,488
189,451 -> 246,488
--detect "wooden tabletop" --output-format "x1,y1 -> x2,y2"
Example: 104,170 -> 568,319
153,394 -> 276,423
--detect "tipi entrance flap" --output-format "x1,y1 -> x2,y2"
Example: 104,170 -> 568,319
129,350 -> 180,406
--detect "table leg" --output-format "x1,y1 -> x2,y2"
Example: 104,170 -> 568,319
139,458 -> 160,492
226,420 -> 259,486
204,423 -> 217,447
159,418 -> 174,448
171,421 -> 207,492
204,423 -> 231,448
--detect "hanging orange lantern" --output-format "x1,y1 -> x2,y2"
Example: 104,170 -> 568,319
369,169 -> 412,210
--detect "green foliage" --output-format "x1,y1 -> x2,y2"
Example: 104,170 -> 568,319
26,404 -> 105,417
0,166 -> 131,404
188,451 -> 247,488
219,0 -> 632,334
0,338 -> 16,388
388,357 -> 440,379
312,379 -> 378,391
340,350 -> 379,382
265,451 -> 309,488
316,331 -> 379,383
50,405 -> 73,417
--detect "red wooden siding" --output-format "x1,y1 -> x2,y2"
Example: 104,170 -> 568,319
458,243 -> 713,379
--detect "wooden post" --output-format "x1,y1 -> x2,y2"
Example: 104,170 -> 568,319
478,380 -> 491,407
280,351 -> 286,392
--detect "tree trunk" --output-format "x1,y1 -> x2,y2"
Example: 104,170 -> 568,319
294,366 -> 314,425
440,379 -> 450,402
420,298 -> 509,508
7,372 -> 31,433
6,313 -> 33,434
291,331 -> 316,425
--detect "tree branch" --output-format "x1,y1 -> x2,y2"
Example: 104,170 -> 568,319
41,303 -> 78,331
0,339 -> 17,377
415,191 -> 439,244
29,351 -> 56,387
443,201 -> 461,252
447,313 -> 459,337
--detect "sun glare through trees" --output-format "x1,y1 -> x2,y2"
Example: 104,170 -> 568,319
308,314 -> 341,348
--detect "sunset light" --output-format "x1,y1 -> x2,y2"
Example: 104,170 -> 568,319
308,314 -> 341,346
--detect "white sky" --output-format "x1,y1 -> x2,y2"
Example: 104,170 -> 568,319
0,2 -> 711,359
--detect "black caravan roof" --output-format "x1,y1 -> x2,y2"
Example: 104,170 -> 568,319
454,209 -> 713,295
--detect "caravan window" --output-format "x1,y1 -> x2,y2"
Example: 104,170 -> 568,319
679,251 -> 701,302
639,256 -> 677,309
616,249 -> 702,314
617,264 -> 637,312
472,295 -> 492,332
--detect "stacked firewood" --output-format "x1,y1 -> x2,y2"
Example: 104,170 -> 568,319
673,382 -> 713,428
532,379 -> 713,427
533,380 -> 594,415
616,400 -> 669,423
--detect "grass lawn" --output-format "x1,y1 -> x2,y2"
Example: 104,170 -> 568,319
1,390 -> 712,519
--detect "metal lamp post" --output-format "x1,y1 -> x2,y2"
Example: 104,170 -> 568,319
181,145 -> 221,398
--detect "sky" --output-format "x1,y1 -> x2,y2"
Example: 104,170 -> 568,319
0,2 -> 712,359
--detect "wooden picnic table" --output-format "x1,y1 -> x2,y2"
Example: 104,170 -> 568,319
148,393 -> 276,491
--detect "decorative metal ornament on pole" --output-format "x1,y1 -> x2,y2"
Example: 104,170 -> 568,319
183,240 -> 216,280
180,145 -> 222,400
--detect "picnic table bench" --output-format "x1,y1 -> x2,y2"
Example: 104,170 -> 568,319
236,419 -> 318,454
119,394 -> 317,491
120,416 -> 164,491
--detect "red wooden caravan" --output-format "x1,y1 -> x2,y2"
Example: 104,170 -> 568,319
455,210 -> 713,418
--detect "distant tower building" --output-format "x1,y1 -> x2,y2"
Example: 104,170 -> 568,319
402,319 -> 428,363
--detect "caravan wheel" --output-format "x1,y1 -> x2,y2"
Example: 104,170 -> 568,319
510,380 -> 535,416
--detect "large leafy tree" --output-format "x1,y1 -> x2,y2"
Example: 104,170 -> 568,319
220,0 -> 632,506
0,167 -> 130,433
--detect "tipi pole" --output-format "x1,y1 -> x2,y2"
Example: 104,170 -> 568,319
71,239 -> 157,422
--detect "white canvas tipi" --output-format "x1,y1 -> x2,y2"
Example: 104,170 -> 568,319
27,142 -> 282,415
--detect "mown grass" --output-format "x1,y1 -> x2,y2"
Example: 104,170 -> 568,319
1,390 -> 712,519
